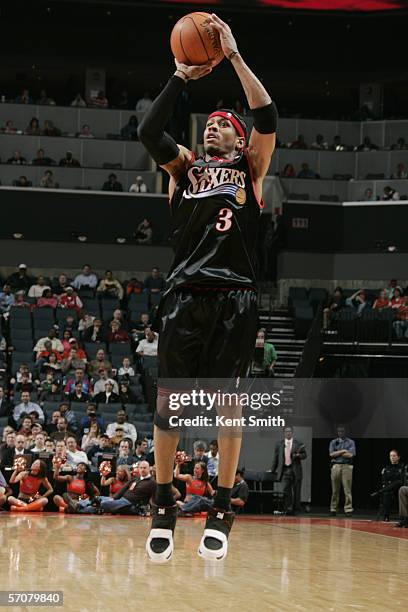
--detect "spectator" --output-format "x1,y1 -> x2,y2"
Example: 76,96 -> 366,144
357,136 -> 379,151
72,264 -> 98,290
78,404 -> 105,438
102,173 -> 123,192
0,387 -> 11,418
37,288 -> 58,309
373,289 -> 391,310
118,381 -> 138,405
13,291 -> 30,308
65,436 -> 89,467
330,135 -> 347,151
391,163 -> 407,180
110,308 -> 129,332
94,381 -> 120,404
7,151 -> 27,165
32,148 -> 55,166
135,219 -> 153,244
0,284 -> 14,314
42,119 -> 61,137
61,348 -> 87,376
329,426 -> 355,517
50,416 -> 75,441
82,318 -> 106,343
87,433 -> 111,465
116,89 -> 129,109
64,369 -> 91,395
205,440 -> 219,478
120,115 -> 139,140
297,162 -> 318,179
92,369 -> 118,395
1,434 -> 31,468
106,410 -> 137,443
107,320 -> 130,343
126,277 -> 144,296
252,328 -> 277,376
59,151 -> 81,167
136,328 -> 158,357
382,186 -> 400,201
345,289 -> 368,315
39,170 -> 58,189
13,176 -> 31,188
118,357 -> 135,379
36,89 -> 56,105
28,275 -> 51,299
58,287 -> 83,312
70,93 -> 87,107
25,117 -> 41,136
144,267 -> 165,293
13,392 -> 45,425
391,287 -> 406,310
34,329 -> 64,355
30,432 -> 47,454
116,439 -> 136,466
310,134 -> 328,150
77,124 -> 94,138
3,120 -> 17,134
38,380 -> 61,403
68,380 -> 90,404
323,287 -> 345,329
52,273 -> 71,295
15,89 -> 33,104
290,134 -> 307,149
134,438 -> 148,462
135,92 -> 153,113
393,301 -> 408,339
391,137 -> 407,151
81,422 -> 100,452
132,313 -> 152,341
280,163 -> 295,178
96,270 -> 124,299
129,176 -> 148,193
362,187 -> 376,202
44,439 -> 55,453
89,349 -> 112,376
89,90 -> 108,109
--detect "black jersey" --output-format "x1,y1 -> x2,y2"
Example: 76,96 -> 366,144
166,149 -> 263,291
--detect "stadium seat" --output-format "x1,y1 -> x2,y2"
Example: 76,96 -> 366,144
97,402 -> 123,414
9,339 -> 34,352
10,328 -> 33,341
288,287 -> 309,306
128,294 -> 149,307
294,305 -> 314,338
109,343 -> 132,356
149,292 -> 163,306
33,309 -> 55,324
10,306 -> 31,320
56,308 -> 78,322
319,195 -> 339,202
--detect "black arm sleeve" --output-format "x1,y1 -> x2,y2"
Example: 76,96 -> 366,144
252,101 -> 278,134
137,75 -> 186,165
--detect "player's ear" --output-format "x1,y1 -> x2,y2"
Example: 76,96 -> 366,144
235,137 -> 245,152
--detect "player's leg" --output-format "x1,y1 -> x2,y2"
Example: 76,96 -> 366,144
146,291 -> 202,563
198,290 -> 257,560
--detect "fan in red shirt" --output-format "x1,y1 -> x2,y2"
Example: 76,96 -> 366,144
62,338 -> 87,360
100,463 -> 131,496
373,289 -> 391,310
107,320 -> 130,343
391,287 -> 406,310
58,287 -> 83,313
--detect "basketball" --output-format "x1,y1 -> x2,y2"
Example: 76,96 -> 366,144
170,12 -> 224,66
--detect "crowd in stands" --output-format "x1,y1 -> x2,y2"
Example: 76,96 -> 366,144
322,280 -> 408,338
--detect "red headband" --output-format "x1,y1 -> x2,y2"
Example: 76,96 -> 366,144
207,111 -> 245,139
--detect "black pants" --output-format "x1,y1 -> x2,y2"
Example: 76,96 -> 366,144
282,465 -> 302,513
157,288 -> 258,379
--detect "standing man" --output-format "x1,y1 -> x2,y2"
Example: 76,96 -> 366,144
329,426 -> 356,517
272,426 -> 306,515
138,13 -> 277,563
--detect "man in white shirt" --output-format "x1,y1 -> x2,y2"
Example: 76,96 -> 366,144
13,392 -> 45,425
129,176 -> 148,193
205,440 -> 219,478
72,264 -> 98,290
28,275 -> 51,299
136,328 -> 158,358
135,93 -> 153,113
34,329 -> 64,355
66,436 -> 89,466
93,370 -> 119,395
106,409 -> 137,444
30,432 -> 47,454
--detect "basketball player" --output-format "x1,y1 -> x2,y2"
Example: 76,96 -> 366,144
138,13 -> 277,562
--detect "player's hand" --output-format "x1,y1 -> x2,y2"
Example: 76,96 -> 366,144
174,59 -> 212,81
208,14 -> 238,59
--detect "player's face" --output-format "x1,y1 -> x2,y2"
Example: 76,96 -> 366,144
204,116 -> 242,157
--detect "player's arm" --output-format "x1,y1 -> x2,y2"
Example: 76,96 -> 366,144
209,14 -> 277,182
138,61 -> 212,195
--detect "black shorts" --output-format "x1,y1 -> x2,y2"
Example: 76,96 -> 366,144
157,288 -> 258,379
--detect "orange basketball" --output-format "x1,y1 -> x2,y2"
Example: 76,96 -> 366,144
170,12 -> 224,67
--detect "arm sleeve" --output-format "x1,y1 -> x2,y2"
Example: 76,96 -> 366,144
137,76 -> 186,165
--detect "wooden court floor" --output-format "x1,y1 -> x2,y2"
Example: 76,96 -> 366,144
1,514 -> 408,612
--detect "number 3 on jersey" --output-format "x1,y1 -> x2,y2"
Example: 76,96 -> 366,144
215,207 -> 233,232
